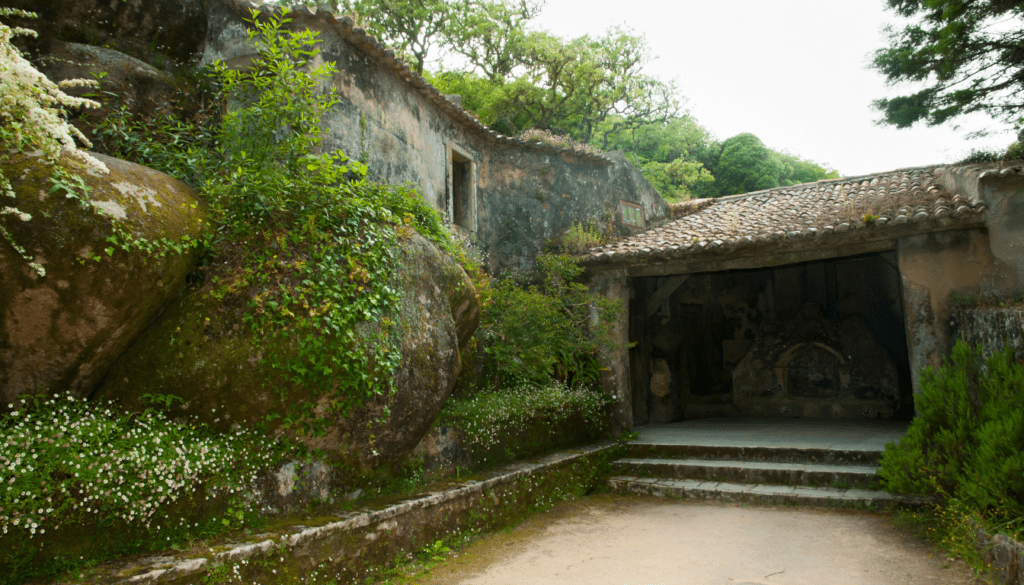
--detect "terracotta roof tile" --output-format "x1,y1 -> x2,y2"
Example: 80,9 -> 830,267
586,165 -> 1004,265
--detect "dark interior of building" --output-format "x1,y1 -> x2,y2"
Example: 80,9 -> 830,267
628,252 -> 916,425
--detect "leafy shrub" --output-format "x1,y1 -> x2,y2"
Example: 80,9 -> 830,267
559,221 -> 605,255
953,144 -> 1024,165
0,394 -> 281,583
94,11 -> 463,433
479,254 -> 621,388
437,381 -> 612,465
879,341 -> 1024,533
1005,141 -> 1023,161
0,7 -> 110,277
517,128 -> 600,155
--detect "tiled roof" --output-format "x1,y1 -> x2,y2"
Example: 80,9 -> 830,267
586,164 -> 1001,266
233,1 -> 613,164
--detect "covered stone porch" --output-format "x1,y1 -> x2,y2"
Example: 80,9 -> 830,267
587,163 -> 1024,433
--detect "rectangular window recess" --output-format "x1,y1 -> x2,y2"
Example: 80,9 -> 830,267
621,201 -> 644,228
451,149 -> 474,230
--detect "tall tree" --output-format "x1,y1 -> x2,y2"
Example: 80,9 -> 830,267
444,0 -> 542,82
871,0 -> 1024,129
715,133 -> 785,196
491,27 -> 680,143
340,0 -> 453,74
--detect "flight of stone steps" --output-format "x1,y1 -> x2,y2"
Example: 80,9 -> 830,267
607,421 -> 930,508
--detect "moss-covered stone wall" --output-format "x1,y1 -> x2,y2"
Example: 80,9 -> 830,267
74,443 -> 619,585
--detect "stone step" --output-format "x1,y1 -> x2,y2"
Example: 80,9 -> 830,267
625,443 -> 883,466
607,475 -> 930,509
613,457 -> 880,489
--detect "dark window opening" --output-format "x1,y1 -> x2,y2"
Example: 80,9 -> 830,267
452,150 -> 472,229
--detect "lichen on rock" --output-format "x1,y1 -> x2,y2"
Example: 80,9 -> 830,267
94,229 -> 480,477
0,150 -> 206,406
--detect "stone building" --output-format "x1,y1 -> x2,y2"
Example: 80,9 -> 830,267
204,0 -> 668,274
586,163 -> 1024,429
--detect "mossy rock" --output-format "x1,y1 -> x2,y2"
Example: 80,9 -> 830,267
5,0 -> 208,69
33,40 -> 205,138
0,151 -> 206,406
95,230 -> 480,473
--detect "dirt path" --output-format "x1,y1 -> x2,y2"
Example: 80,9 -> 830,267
394,495 -> 985,585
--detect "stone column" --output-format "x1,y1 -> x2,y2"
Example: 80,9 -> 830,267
592,268 -> 633,435
897,229 -> 1014,402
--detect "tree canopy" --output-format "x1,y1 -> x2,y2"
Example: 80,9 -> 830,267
295,0 -> 840,200
871,0 -> 1024,130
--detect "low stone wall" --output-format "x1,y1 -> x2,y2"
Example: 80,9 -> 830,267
971,518 -> 1024,584
951,305 -> 1024,363
74,442 -> 617,584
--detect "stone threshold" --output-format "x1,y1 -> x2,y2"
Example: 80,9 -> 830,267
616,457 -> 879,475
608,475 -> 933,508
66,442 -> 617,585
613,457 -> 879,486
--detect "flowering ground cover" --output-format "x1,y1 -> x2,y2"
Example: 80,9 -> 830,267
0,394 -> 283,583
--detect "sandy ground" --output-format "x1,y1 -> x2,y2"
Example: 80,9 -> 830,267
393,495 -> 986,585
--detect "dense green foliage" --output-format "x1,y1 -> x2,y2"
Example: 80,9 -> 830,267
437,381 -> 611,466
879,341 -> 1024,538
0,395 -> 282,584
98,11 -> 458,435
478,254 -> 621,388
871,0 -> 1024,130
714,133 -> 839,196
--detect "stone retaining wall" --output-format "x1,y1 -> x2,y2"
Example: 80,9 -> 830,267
74,443 -> 617,584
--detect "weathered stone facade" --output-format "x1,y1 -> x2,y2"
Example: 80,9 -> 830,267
203,0 -> 668,274
951,305 -> 1024,364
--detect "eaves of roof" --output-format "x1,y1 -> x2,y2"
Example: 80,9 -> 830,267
583,164 -> 1008,275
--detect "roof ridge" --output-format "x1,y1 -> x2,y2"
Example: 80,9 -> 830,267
234,1 -> 613,164
707,164 -> 948,205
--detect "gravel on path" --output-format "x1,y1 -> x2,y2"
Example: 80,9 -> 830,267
394,494 -> 985,585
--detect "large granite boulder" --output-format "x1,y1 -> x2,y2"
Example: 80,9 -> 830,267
95,230 -> 480,470
33,41 -> 202,128
0,151 -> 206,405
5,0 -> 207,68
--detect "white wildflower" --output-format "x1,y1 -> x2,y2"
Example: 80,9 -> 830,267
0,9 -> 109,276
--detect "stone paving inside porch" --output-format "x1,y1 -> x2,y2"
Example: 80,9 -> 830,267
633,417 -> 910,451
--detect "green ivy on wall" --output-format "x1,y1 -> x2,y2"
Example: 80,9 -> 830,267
94,10 -> 461,433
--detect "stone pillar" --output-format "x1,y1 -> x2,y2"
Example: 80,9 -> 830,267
978,173 -> 1024,287
896,229 -> 1015,400
592,268 -> 633,435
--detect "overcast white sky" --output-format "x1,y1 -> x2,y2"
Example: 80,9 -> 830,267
519,0 -> 1016,177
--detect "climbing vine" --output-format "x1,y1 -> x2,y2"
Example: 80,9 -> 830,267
99,10 -> 459,432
